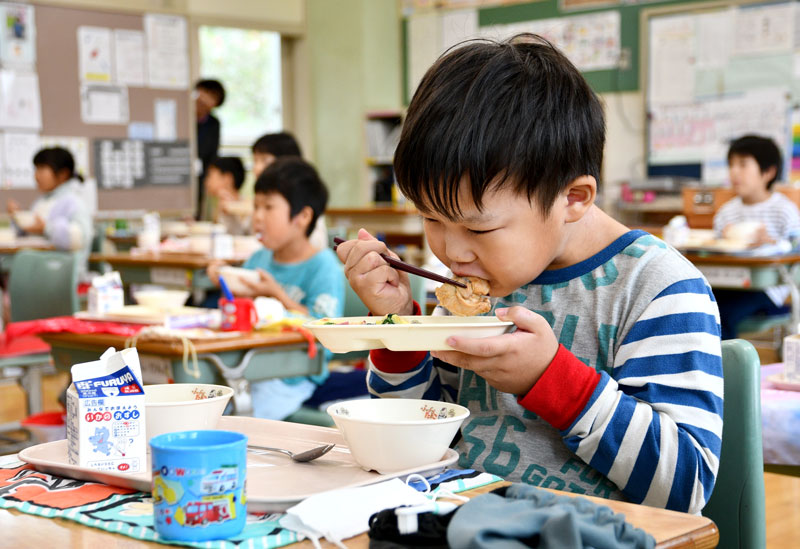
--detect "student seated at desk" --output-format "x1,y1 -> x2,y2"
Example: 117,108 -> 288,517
252,132 -> 329,250
204,156 -> 251,235
209,157 -> 344,420
337,34 -> 723,514
712,135 -> 800,339
5,147 -> 92,269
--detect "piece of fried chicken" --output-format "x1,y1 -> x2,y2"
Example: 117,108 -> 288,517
434,276 -> 491,316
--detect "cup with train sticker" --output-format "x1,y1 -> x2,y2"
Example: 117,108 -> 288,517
150,430 -> 247,541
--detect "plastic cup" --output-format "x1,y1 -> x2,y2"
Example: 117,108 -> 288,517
218,297 -> 256,331
150,430 -> 247,541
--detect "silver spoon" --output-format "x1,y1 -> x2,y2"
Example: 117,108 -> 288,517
247,443 -> 335,462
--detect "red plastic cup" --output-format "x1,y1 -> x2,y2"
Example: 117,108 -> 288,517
218,297 -> 257,331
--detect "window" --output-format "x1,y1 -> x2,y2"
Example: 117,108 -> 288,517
198,26 -> 282,147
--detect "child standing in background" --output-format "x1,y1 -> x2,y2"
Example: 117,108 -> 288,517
204,156 -> 251,235
6,147 -> 92,269
713,134 -> 800,339
209,157 -> 344,420
195,78 -> 226,220
252,132 -> 329,250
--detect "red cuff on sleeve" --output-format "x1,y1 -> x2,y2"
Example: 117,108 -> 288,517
517,344 -> 601,431
369,301 -> 425,374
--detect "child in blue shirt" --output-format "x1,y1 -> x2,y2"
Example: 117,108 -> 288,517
210,157 -> 343,420
336,34 -> 722,514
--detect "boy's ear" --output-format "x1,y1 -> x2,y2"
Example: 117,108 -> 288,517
763,165 -> 777,185
563,175 -> 596,223
292,205 -> 313,231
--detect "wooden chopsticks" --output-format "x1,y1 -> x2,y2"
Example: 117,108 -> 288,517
332,237 -> 467,288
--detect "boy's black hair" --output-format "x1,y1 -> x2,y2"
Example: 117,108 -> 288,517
254,157 -> 328,237
208,156 -> 246,190
195,79 -> 226,107
394,33 -> 605,219
252,132 -> 302,158
727,135 -> 783,189
33,147 -> 83,182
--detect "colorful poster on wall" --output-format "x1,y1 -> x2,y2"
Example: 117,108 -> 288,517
77,26 -> 113,82
0,2 -> 35,68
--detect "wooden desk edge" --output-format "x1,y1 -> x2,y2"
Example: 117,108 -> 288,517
40,330 -> 309,356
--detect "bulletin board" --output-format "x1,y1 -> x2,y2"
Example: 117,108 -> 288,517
644,0 -> 800,184
2,2 -> 193,213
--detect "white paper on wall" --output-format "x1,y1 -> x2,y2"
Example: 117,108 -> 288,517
114,29 -> 146,87
648,14 -> 696,105
733,3 -> 794,56
0,69 -> 41,130
145,14 -> 189,89
78,26 -> 113,82
80,84 -> 129,125
1,130 -> 39,188
154,98 -> 176,140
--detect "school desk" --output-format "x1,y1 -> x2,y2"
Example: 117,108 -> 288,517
39,329 -> 320,417
0,475 -> 719,548
681,252 -> 800,332
759,363 -> 800,473
89,251 -> 245,292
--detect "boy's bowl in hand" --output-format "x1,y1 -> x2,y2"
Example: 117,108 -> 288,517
219,266 -> 261,295
133,289 -> 190,311
327,398 -> 469,473
144,383 -> 233,441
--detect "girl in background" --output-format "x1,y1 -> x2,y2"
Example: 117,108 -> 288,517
6,147 -> 93,269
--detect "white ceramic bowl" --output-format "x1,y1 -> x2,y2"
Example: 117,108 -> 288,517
306,315 -> 514,353
219,266 -> 261,295
144,383 -> 233,441
13,211 -> 36,230
133,289 -> 190,311
327,398 -> 469,473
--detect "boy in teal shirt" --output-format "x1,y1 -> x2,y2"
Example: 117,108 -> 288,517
211,157 -> 343,419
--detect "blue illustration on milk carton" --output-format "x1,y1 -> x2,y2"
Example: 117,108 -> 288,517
66,347 -> 147,473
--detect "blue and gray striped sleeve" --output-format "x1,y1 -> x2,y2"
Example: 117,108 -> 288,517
561,277 -> 723,513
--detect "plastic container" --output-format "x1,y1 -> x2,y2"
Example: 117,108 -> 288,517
22,411 -> 67,443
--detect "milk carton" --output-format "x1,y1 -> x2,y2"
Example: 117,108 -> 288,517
87,271 -> 124,315
66,347 -> 147,473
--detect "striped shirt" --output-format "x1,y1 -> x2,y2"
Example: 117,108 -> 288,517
713,193 -> 800,305
713,192 -> 800,241
367,231 -> 722,514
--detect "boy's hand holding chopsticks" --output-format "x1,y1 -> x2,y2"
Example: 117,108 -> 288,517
335,228 -> 417,317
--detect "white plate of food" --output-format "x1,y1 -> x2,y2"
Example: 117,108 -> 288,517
305,314 -> 514,353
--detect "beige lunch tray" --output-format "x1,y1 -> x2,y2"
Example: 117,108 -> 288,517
18,416 -> 458,512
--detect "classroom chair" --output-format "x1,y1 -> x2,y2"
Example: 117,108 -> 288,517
0,251 -> 79,450
702,339 -> 766,549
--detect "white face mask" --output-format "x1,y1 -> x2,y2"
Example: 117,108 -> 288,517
279,478 -> 430,548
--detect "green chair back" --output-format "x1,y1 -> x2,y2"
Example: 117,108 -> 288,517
702,339 -> 765,549
8,250 -> 79,323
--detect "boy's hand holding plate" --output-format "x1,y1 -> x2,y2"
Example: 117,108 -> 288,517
430,306 -> 559,395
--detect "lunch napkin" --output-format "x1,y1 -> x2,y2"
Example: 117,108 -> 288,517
279,478 -> 430,548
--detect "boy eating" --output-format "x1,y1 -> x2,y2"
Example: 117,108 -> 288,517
209,157 -> 344,419
204,156 -> 250,235
336,34 -> 723,514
